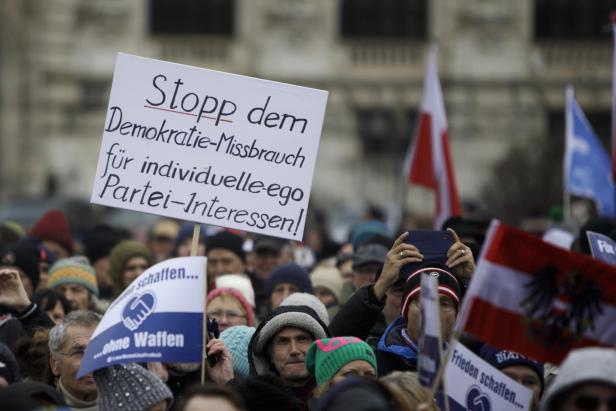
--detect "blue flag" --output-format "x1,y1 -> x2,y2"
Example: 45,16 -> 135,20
565,87 -> 615,217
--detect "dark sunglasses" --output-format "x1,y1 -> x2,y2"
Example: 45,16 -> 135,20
573,395 -> 616,411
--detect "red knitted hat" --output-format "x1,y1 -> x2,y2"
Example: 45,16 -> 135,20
30,210 -> 73,254
207,287 -> 254,326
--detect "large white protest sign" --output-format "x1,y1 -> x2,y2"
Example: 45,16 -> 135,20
78,257 -> 206,378
91,53 -> 328,240
418,272 -> 443,388
445,341 -> 532,411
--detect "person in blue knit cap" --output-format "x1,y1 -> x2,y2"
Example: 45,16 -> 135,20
266,263 -> 313,313
480,345 -> 544,411
173,223 -> 207,257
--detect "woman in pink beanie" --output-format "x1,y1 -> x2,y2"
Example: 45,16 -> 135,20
206,288 -> 254,332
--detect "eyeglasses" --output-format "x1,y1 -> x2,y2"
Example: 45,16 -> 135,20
389,286 -> 405,297
355,266 -> 378,276
207,310 -> 246,321
58,348 -> 85,358
125,264 -> 148,271
571,395 -> 616,411
412,296 -> 456,312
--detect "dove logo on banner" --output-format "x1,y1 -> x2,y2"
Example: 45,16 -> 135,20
78,256 -> 206,378
445,341 -> 532,411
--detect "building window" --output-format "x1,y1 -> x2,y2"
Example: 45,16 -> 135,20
149,0 -> 234,36
340,0 -> 427,39
81,79 -> 110,112
356,109 -> 416,157
534,0 -> 616,40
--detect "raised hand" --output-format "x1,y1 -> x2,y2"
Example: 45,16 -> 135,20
373,232 -> 424,300
206,338 -> 234,385
147,362 -> 169,382
0,268 -> 31,312
445,228 -> 475,287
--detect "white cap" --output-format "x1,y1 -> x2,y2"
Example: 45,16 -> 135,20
542,228 -> 574,250
540,347 -> 616,411
215,274 -> 255,307
280,292 -> 329,325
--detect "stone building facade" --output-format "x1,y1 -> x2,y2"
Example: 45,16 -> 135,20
0,0 -> 613,221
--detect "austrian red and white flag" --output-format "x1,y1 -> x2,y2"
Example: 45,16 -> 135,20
403,45 -> 461,228
457,220 -> 616,364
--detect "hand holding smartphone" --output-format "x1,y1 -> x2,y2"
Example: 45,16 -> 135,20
207,318 -> 220,367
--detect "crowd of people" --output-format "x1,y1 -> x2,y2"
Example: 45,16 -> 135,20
0,209 -> 615,411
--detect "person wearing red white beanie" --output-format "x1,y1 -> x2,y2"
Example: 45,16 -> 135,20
207,288 -> 254,332
375,264 -> 462,376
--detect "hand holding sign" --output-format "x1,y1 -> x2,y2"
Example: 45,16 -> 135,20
122,292 -> 156,331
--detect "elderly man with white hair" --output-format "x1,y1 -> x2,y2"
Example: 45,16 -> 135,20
49,310 -> 101,410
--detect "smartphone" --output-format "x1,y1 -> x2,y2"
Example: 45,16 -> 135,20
207,318 -> 220,367
400,230 -> 454,279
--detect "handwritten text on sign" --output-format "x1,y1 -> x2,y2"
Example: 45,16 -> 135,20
91,53 -> 328,240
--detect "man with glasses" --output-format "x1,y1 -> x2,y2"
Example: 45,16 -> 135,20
49,310 -> 102,410
541,347 -> 616,411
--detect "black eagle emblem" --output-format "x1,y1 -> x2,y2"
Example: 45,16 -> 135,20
520,265 -> 603,346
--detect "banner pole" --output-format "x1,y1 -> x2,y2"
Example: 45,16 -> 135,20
428,330 -> 460,402
191,223 -> 201,256
564,189 -> 571,224
190,224 -> 208,385
564,86 -> 572,224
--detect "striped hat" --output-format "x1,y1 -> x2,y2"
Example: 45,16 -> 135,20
48,256 -> 98,296
401,265 -> 461,319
